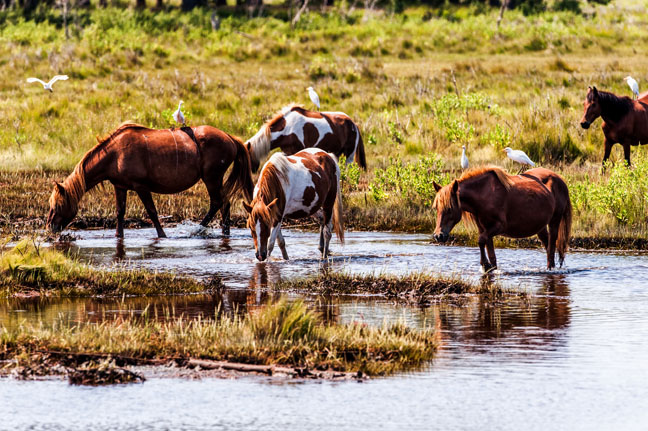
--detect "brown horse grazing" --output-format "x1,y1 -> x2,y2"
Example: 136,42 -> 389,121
432,167 -> 572,271
580,86 -> 648,165
243,148 -> 344,261
245,104 -> 366,172
47,123 -> 253,238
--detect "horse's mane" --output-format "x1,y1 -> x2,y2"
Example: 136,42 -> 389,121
247,105 -> 304,164
459,166 -> 514,190
591,90 -> 634,123
96,122 -> 149,145
434,167 -> 514,230
248,152 -> 290,226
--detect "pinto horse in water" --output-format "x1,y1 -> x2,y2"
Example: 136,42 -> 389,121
245,105 -> 366,172
243,148 -> 344,261
47,123 -> 253,238
580,86 -> 648,165
432,167 -> 572,271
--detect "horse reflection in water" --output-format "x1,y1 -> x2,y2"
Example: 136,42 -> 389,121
431,273 -> 571,360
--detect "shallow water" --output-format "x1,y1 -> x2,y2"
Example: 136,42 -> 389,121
2,226 -> 648,430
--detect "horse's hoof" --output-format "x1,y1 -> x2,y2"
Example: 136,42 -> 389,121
222,226 -> 230,236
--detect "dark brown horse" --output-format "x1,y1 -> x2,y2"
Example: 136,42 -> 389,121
245,104 -> 366,172
47,123 -> 254,238
580,86 -> 648,165
432,167 -> 572,271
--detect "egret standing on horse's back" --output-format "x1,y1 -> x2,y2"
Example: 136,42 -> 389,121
307,87 -> 320,109
625,76 -> 639,99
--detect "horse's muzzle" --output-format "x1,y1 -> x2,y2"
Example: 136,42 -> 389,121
48,223 -> 62,234
433,232 -> 449,243
580,121 -> 590,129
256,251 -> 267,261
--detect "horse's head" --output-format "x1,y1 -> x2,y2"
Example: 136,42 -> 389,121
581,86 -> 601,129
244,198 -> 279,261
432,180 -> 462,243
47,181 -> 78,234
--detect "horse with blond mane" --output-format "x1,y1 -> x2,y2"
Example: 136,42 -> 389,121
47,123 -> 253,238
243,148 -> 344,261
245,104 -> 366,172
432,167 -> 572,271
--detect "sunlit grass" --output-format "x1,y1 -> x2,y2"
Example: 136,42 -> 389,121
1,299 -> 438,375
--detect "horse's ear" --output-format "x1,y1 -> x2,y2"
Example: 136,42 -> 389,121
53,181 -> 65,195
242,201 -> 253,214
267,198 -> 279,209
592,86 -> 599,97
433,181 -> 442,192
451,180 -> 459,195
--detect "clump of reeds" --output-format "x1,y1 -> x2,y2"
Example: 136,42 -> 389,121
0,240 -> 207,297
1,300 -> 437,376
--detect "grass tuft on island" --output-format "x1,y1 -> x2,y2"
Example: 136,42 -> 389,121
276,272 -> 515,304
0,240 -> 210,297
1,300 -> 437,379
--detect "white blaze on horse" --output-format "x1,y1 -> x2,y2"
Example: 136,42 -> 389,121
245,104 -> 366,172
243,148 -> 344,261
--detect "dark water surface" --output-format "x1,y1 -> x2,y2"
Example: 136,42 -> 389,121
2,226 -> 648,430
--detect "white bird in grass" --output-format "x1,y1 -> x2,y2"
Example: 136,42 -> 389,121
307,86 -> 320,110
460,145 -> 469,170
26,75 -> 68,92
624,76 -> 640,99
504,147 -> 535,173
173,101 -> 185,126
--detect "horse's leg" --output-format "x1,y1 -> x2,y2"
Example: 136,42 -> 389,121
602,138 -> 613,167
267,222 -> 282,259
220,202 -> 231,236
478,231 -> 491,271
321,208 -> 334,259
135,190 -> 166,238
277,228 -> 289,260
537,227 -> 552,267
485,236 -> 497,271
200,175 -> 225,231
622,141 -> 632,166
316,211 -> 325,253
114,187 -> 127,238
546,223 -> 559,269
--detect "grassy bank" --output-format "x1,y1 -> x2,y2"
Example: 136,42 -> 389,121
1,300 -> 437,379
0,240 -> 210,297
2,3 -> 648,245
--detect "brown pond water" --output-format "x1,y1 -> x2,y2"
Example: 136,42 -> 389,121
2,225 -> 648,430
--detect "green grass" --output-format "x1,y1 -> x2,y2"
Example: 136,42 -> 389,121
1,3 -> 648,244
0,240 -> 209,297
1,299 -> 438,376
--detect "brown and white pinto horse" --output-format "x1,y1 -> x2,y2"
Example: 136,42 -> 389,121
47,123 -> 253,238
243,148 -> 344,261
245,105 -> 366,172
580,86 -> 648,165
432,167 -> 572,271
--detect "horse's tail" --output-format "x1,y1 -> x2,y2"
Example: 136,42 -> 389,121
353,124 -> 367,170
557,191 -> 572,267
223,135 -> 254,204
332,160 -> 345,244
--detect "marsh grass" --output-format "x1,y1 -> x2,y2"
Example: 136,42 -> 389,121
276,271 -> 516,304
0,240 -> 208,297
2,4 -> 648,246
1,299 -> 438,376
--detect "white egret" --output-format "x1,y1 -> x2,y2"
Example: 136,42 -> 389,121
26,75 -> 68,92
504,147 -> 535,173
624,76 -> 639,99
307,86 -> 320,110
173,101 -> 185,126
460,145 -> 469,170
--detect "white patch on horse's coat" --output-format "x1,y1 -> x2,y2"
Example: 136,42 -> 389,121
269,110 -> 332,147
255,219 -> 262,245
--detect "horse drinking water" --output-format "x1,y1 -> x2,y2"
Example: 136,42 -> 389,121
580,86 -> 648,166
432,167 -> 572,271
245,105 -> 366,172
243,148 -> 344,261
47,123 -> 254,238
